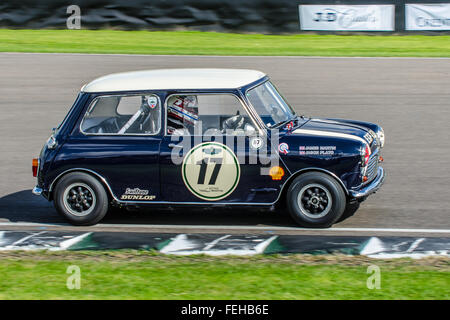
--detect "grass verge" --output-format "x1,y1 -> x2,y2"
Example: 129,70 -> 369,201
0,251 -> 448,299
1,29 -> 450,57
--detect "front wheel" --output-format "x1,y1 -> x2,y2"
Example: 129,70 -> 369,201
53,172 -> 109,226
286,172 -> 346,228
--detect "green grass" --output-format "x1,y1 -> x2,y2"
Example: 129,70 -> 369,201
0,251 -> 448,299
1,29 -> 450,57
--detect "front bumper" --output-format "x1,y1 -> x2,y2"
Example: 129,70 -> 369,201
349,166 -> 385,199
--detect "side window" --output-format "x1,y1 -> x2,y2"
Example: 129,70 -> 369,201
81,94 -> 161,135
166,94 -> 256,135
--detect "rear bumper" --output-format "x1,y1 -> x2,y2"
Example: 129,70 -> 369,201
349,166 -> 385,199
32,186 -> 50,200
32,186 -> 43,196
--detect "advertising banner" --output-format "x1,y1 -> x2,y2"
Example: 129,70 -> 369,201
406,4 -> 450,30
299,4 -> 395,31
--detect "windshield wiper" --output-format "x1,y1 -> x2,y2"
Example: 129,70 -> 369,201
271,115 -> 296,129
270,119 -> 290,129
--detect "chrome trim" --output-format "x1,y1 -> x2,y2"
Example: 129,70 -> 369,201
365,154 -> 379,183
121,201 -> 274,206
168,143 -> 183,149
79,93 -> 162,136
350,166 -> 385,198
50,167 -> 349,206
361,148 -> 380,185
49,168 -> 118,200
48,168 -> 276,205
32,186 -> 43,196
239,84 -> 269,132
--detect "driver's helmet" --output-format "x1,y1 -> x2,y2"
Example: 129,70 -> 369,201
167,95 -> 198,134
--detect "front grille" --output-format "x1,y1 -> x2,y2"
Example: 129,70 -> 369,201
365,153 -> 379,183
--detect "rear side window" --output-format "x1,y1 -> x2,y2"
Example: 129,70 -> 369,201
81,94 -> 161,135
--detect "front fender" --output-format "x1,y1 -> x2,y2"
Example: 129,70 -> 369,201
278,134 -> 362,192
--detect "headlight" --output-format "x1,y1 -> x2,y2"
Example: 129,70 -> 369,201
376,128 -> 385,148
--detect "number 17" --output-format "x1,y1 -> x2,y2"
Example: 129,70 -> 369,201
197,158 -> 222,185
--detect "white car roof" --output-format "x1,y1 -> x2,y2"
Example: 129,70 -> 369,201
81,68 -> 266,93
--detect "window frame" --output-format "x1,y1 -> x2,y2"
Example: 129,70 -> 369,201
244,79 -> 296,130
164,92 -> 263,137
79,93 -> 163,136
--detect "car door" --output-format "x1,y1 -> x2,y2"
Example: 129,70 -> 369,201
58,93 -> 163,201
159,92 -> 287,204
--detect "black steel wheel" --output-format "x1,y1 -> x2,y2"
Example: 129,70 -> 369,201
54,172 -> 109,226
63,183 -> 96,217
286,172 -> 346,228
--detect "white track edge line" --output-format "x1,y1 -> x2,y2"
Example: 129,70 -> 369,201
0,222 -> 449,234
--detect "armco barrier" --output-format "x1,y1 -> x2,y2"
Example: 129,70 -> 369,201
0,0 -> 449,33
0,0 -> 301,33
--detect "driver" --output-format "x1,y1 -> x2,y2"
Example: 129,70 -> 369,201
167,95 -> 198,135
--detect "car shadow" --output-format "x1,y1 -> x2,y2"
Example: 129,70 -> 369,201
0,189 -> 301,227
0,189 -> 62,223
104,205 -> 298,227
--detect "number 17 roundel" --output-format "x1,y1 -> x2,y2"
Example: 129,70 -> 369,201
182,142 -> 240,201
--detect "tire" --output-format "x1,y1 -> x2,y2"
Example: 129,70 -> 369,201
286,172 -> 346,228
336,202 -> 360,223
53,172 -> 109,226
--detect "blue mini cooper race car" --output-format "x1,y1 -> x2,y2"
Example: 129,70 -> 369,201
32,68 -> 385,227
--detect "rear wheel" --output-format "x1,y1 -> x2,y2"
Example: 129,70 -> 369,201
54,172 -> 109,226
286,172 -> 346,228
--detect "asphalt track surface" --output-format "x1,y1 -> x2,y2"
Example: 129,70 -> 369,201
0,53 -> 449,236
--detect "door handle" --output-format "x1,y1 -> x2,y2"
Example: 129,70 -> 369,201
168,143 -> 183,149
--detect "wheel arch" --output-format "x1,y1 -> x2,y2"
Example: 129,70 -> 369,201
275,167 -> 349,206
49,168 -> 117,202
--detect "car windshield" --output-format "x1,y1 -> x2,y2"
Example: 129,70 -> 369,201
246,81 -> 295,128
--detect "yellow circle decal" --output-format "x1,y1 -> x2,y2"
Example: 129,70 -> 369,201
182,142 -> 240,201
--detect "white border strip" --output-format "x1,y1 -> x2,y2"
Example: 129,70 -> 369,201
59,232 -> 92,250
0,231 -> 5,246
159,234 -> 278,256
